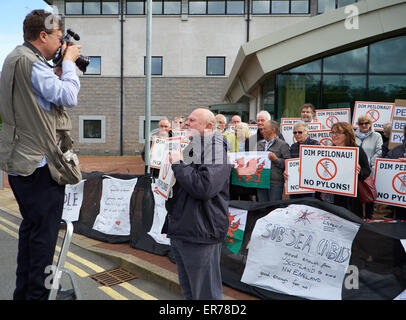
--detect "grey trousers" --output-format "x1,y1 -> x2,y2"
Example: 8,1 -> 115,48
170,238 -> 223,300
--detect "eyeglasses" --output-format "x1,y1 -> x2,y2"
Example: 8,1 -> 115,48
330,131 -> 344,136
293,131 -> 303,135
359,122 -> 371,126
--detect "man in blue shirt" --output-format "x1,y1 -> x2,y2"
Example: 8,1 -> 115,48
0,10 -> 82,300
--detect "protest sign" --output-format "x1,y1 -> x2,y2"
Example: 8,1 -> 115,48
248,125 -> 258,136
224,207 -> 248,255
62,180 -> 85,222
150,136 -> 167,169
281,123 -> 322,147
228,152 -> 271,189
93,176 -> 138,236
389,99 -> 406,150
352,101 -> 394,132
315,108 -> 351,129
285,159 -> 314,195
308,129 -> 334,146
241,204 -> 360,300
148,183 -> 171,245
299,145 -> 359,197
171,130 -> 186,138
281,118 -> 300,124
374,159 -> 406,208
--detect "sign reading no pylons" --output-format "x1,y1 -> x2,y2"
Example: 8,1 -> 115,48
299,145 -> 359,197
374,159 -> 406,208
352,101 -> 394,132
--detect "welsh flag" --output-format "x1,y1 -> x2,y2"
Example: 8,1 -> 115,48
228,152 -> 271,189
224,208 -> 248,254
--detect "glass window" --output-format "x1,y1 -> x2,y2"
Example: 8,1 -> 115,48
318,0 -> 335,13
252,0 -> 270,14
272,1 -> 289,14
84,56 -> 101,75
207,57 -> 225,76
284,60 -> 322,73
145,56 -> 163,75
127,1 -> 144,14
152,0 -> 163,14
189,0 -> 206,14
323,46 -> 367,73
369,76 -> 406,102
337,0 -> 356,8
84,120 -> 102,139
208,0 -> 226,14
322,75 -> 367,108
277,74 -> 321,117
66,0 -> 83,14
164,0 -> 181,14
102,1 -> 119,14
291,0 -> 309,13
370,36 -> 406,74
80,115 -> 106,143
227,0 -> 245,14
84,1 -> 101,14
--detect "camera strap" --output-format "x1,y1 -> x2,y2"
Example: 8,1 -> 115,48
23,41 -> 55,69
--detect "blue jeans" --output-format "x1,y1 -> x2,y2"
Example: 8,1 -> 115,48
257,185 -> 283,202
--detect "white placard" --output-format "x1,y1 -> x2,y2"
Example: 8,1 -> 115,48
299,145 -> 359,197
92,176 -> 138,236
241,204 -> 360,300
308,130 -> 334,146
62,180 -> 85,222
281,118 -> 301,124
352,101 -> 394,131
281,124 -> 323,147
373,159 -> 406,208
150,136 -> 167,169
315,108 -> 351,129
285,159 -> 314,195
148,183 -> 171,245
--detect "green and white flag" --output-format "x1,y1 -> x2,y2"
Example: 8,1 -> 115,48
228,151 -> 271,189
224,207 -> 248,255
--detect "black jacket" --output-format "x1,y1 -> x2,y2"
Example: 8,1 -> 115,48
162,132 -> 231,244
386,142 -> 406,160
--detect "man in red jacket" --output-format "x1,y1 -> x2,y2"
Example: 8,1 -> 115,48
163,108 -> 231,300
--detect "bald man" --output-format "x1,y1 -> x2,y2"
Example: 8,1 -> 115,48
162,108 -> 230,300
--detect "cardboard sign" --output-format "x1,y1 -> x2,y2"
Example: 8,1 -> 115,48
241,204 -> 360,300
285,159 -> 314,195
150,136 -> 167,169
315,108 -> 351,129
308,130 -> 334,146
374,158 -> 406,208
62,180 -> 85,222
299,145 -> 359,197
389,99 -> 406,150
352,101 -> 394,132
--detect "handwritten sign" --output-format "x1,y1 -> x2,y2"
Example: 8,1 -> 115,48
62,180 -> 85,222
315,108 -> 351,129
285,159 -> 314,195
374,159 -> 406,208
299,145 -> 359,197
389,99 -> 406,150
92,176 -> 138,236
241,204 -> 360,300
352,101 -> 394,132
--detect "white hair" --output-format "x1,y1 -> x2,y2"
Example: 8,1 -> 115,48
257,110 -> 271,121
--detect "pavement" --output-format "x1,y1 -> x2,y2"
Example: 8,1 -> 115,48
0,156 -> 259,300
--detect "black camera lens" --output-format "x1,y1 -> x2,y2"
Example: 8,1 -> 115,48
75,55 -> 90,73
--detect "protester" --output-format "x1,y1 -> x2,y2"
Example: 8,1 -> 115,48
256,120 -> 291,202
173,116 -> 185,130
289,121 -> 320,158
246,111 -> 271,151
215,114 -> 235,151
234,122 -> 251,152
300,103 -> 316,123
381,122 -> 392,158
162,108 -> 230,300
385,125 -> 406,220
0,10 -> 82,300
231,115 -> 241,125
355,115 -> 383,219
324,122 -> 371,218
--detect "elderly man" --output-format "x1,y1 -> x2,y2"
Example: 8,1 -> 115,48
300,103 -> 316,123
231,115 -> 242,125
257,120 -> 291,202
289,121 -> 320,158
215,114 -> 235,151
162,108 -> 230,300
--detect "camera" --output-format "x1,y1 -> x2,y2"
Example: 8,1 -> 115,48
53,29 -> 90,73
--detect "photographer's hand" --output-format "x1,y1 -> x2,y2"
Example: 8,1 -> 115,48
63,44 -> 82,63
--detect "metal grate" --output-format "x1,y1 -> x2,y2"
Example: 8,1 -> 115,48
89,268 -> 137,287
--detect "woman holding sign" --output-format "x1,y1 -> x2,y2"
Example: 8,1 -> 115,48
326,122 -> 371,218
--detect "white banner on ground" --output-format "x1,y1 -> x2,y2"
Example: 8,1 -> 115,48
92,176 -> 138,236
148,183 -> 171,245
241,204 -> 360,300
374,158 -> 406,208
315,108 -> 351,129
299,145 -> 359,197
285,159 -> 313,195
352,101 -> 394,132
62,180 -> 85,222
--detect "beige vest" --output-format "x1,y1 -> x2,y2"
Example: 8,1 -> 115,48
0,45 -> 81,185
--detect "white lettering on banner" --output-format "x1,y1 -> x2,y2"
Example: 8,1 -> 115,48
62,180 -> 85,222
92,176 -> 138,236
299,145 -> 359,197
241,204 -> 360,300
352,101 -> 394,131
285,159 -> 313,195
374,159 -> 406,208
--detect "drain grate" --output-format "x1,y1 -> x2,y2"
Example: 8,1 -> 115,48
89,268 -> 138,287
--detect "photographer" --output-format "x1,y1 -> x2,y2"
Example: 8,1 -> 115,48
0,10 -> 82,300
